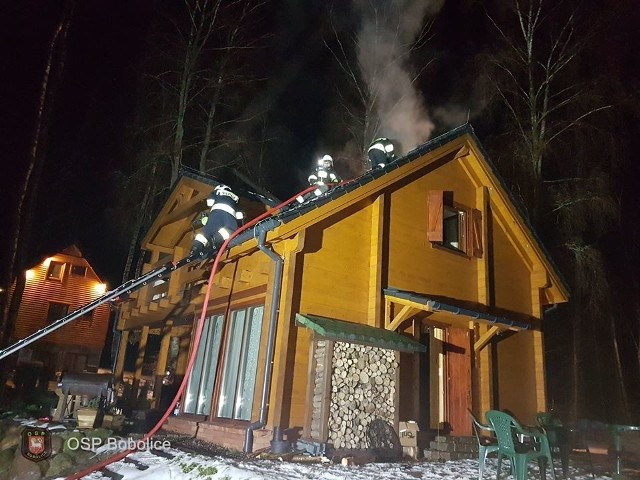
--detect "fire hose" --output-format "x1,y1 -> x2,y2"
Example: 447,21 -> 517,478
66,185 -> 317,479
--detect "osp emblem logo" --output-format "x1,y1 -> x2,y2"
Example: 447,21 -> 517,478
21,427 -> 52,461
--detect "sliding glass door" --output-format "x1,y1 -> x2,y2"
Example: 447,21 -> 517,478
217,306 -> 264,420
184,314 -> 224,414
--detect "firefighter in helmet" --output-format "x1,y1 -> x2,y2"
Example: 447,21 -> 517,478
367,137 -> 395,170
190,184 -> 244,257
296,154 -> 341,204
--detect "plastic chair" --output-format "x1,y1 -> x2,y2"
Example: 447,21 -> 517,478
468,409 -> 500,480
536,413 -> 571,478
537,412 -> 595,479
486,410 -> 556,480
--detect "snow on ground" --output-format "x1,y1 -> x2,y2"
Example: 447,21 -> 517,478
57,447 -> 613,480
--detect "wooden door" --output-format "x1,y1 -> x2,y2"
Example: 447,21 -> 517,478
445,327 -> 472,435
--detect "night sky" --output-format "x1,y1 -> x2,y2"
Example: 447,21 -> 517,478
1,0 -> 153,286
3,0 -> 638,288
0,1 -> 346,287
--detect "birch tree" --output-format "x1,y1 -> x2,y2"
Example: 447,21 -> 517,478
0,2 -> 74,348
486,0 -> 610,222
485,1 -> 629,421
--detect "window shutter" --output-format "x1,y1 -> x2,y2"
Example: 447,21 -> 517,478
470,208 -> 483,258
427,191 -> 444,242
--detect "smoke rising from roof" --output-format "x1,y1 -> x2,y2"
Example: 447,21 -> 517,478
355,0 -> 444,153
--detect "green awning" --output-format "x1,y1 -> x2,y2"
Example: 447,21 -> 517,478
295,313 -> 426,353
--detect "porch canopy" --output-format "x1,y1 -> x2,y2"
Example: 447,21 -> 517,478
295,313 -> 426,353
383,287 -> 534,352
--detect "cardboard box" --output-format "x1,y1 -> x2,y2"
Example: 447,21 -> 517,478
398,420 -> 419,447
402,446 -> 420,459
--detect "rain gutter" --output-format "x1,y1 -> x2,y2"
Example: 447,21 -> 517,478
244,229 -> 283,453
426,299 -> 530,330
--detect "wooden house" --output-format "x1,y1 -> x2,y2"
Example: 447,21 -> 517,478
10,245 -> 111,374
115,124 -> 568,452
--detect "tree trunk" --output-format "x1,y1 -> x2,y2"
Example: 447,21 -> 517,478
1,2 -> 74,348
121,163 -> 159,283
198,75 -> 223,172
570,267 -> 582,422
609,315 -> 631,421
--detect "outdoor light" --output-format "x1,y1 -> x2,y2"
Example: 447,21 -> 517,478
25,270 -> 35,280
93,283 -> 107,294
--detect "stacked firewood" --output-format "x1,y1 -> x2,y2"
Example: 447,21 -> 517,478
327,342 -> 397,449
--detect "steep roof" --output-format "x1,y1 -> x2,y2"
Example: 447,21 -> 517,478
228,123 -> 569,300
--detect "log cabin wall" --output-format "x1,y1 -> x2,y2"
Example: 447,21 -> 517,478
387,159 -> 479,302
286,203 -> 375,428
387,158 -> 479,432
490,207 -> 540,423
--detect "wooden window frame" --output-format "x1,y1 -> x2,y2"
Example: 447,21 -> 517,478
427,190 -> 483,258
46,301 -> 70,323
214,304 -> 265,421
70,265 -> 87,277
46,261 -> 66,281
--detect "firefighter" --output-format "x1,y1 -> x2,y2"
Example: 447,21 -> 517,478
367,137 -> 395,169
190,184 -> 244,257
296,154 -> 341,204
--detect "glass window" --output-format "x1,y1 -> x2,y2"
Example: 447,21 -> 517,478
46,302 -> 69,323
442,206 -> 465,251
217,306 -> 264,420
184,314 -> 224,415
46,261 -> 65,280
70,265 -> 87,277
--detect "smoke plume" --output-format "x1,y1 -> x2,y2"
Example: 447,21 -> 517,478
354,0 -> 444,153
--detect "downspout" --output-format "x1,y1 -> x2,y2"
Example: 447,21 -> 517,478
244,229 -> 284,453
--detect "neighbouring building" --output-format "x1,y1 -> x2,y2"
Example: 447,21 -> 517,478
9,245 -> 111,375
115,124 -> 569,452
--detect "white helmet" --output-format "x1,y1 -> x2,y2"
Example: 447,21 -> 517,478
319,154 -> 333,167
213,184 -> 239,203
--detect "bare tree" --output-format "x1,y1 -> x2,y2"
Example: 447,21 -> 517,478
1,2 -> 74,348
111,0 -> 269,284
550,158 -> 634,421
483,0 -> 632,422
140,0 -> 268,186
485,0 -> 611,222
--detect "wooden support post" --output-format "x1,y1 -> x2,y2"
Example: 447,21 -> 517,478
153,321 -> 173,401
387,304 -> 419,331
113,330 -> 129,382
267,232 -> 305,429
474,325 -> 500,352
368,194 -> 386,327
175,334 -> 191,378
475,186 -> 493,415
132,326 -> 149,395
